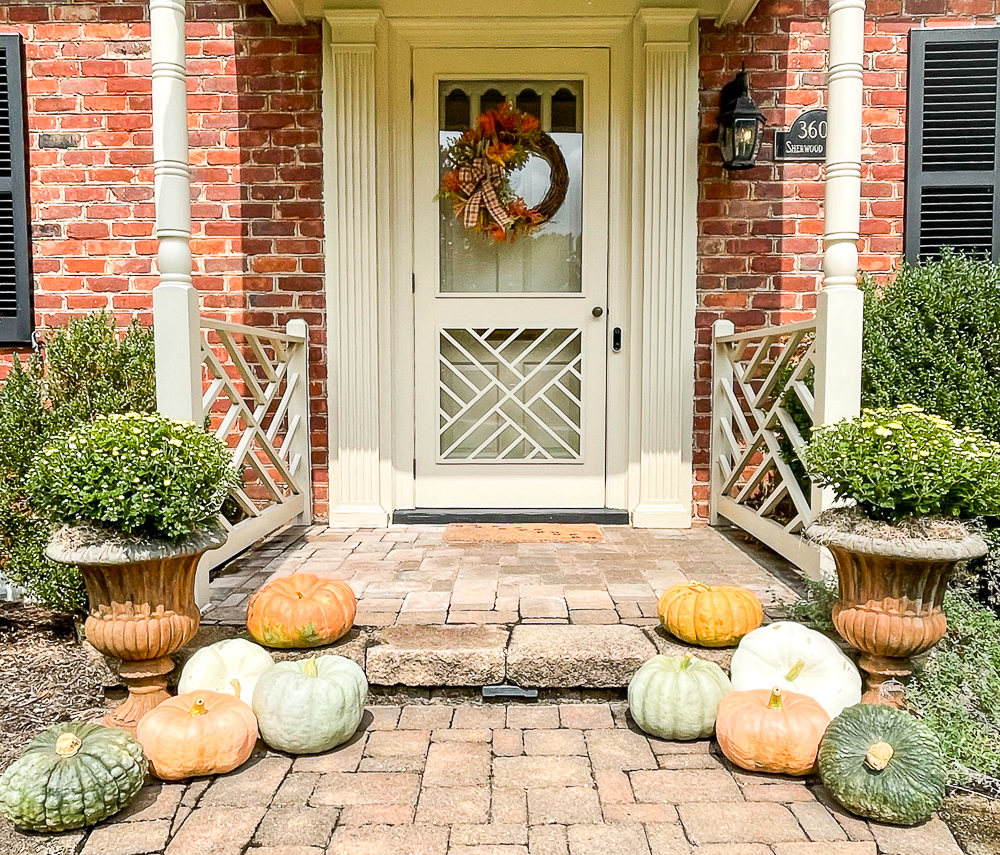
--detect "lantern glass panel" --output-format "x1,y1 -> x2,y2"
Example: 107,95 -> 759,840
718,124 -> 736,166
733,117 -> 759,163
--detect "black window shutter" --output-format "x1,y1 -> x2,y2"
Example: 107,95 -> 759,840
0,33 -> 32,345
906,27 -> 1000,264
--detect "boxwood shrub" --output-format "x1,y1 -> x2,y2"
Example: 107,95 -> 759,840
861,248 -> 1000,442
0,313 -> 156,612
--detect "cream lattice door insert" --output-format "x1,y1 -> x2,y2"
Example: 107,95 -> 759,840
413,49 -> 610,508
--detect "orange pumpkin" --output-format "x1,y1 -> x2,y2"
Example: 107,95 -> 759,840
135,691 -> 257,780
715,686 -> 830,776
657,582 -> 763,647
246,574 -> 356,649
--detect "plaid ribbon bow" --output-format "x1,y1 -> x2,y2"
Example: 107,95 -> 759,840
458,157 -> 513,231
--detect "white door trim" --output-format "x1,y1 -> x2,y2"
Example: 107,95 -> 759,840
322,11 -> 391,527
385,18 -> 634,517
631,9 -> 701,528
321,9 -> 700,526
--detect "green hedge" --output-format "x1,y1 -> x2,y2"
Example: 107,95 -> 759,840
862,249 -> 1000,443
0,313 -> 156,612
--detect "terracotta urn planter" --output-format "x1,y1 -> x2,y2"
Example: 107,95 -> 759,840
806,520 -> 986,706
46,524 -> 226,732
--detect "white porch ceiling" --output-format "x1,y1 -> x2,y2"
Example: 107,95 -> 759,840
263,0 -> 762,28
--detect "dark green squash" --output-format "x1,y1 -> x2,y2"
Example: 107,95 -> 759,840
0,722 -> 148,832
818,704 -> 945,826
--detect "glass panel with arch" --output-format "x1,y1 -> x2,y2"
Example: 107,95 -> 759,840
438,79 -> 583,294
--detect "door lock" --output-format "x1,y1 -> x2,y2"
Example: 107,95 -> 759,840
592,306 -> 605,318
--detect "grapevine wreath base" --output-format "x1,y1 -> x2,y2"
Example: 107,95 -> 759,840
439,102 -> 569,242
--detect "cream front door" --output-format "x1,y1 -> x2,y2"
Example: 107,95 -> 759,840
413,48 -> 610,508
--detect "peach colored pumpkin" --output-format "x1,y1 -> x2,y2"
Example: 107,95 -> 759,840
246,574 -> 356,649
135,691 -> 257,780
715,686 -> 831,776
657,582 -> 763,648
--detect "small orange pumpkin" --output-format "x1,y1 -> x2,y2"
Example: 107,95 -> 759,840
715,686 -> 831,776
246,574 -> 356,649
657,582 -> 763,647
135,691 -> 258,780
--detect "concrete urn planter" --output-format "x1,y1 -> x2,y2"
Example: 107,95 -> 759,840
47,524 -> 226,732
806,518 -> 986,707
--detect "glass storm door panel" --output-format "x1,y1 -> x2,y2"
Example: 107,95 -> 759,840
413,49 -> 610,508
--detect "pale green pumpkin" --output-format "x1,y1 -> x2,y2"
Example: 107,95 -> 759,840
0,722 -> 148,832
628,654 -> 732,740
819,704 -> 945,826
251,655 -> 368,754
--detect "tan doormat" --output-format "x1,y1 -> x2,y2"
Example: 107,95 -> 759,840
443,523 -> 605,543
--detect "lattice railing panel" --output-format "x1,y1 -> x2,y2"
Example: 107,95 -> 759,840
712,318 -> 823,578
200,318 -> 309,544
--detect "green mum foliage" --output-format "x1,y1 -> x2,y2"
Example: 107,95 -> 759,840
804,405 -> 1000,523
27,413 -> 239,542
857,250 -> 1000,604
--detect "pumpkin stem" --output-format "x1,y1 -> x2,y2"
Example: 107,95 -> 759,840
688,581 -> 710,591
55,732 -> 82,758
864,741 -> 895,772
679,656 -> 692,672
785,659 -> 806,682
296,591 -> 304,599
189,698 -> 209,716
230,678 -> 242,698
767,687 -> 784,710
303,657 -> 319,678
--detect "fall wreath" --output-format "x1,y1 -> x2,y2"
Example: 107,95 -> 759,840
439,102 -> 569,243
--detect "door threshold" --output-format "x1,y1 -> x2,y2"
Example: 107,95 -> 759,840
392,508 -> 630,525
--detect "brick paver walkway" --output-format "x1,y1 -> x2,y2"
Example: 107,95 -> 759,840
14,527 -> 967,854
203,526 -> 799,628
69,699 -> 963,855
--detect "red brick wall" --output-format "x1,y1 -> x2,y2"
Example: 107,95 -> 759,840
692,1 -> 1000,520
0,1 -> 330,519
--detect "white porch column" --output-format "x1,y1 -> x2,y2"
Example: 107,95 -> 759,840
150,0 -> 202,424
323,12 -> 388,526
814,0 -> 866,440
633,10 -> 701,528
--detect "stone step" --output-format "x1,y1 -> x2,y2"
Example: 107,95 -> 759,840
175,621 -> 736,691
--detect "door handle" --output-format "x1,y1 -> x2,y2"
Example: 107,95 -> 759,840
592,306 -> 605,318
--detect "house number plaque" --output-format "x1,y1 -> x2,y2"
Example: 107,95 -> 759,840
774,109 -> 827,161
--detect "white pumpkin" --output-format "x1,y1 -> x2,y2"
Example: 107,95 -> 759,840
628,654 -> 732,741
178,638 -> 275,704
251,655 -> 368,754
730,621 -> 862,718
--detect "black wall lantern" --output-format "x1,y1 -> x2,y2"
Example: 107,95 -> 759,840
716,69 -> 766,170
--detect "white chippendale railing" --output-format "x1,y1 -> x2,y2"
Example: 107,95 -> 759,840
710,317 -> 824,580
195,317 -> 312,602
